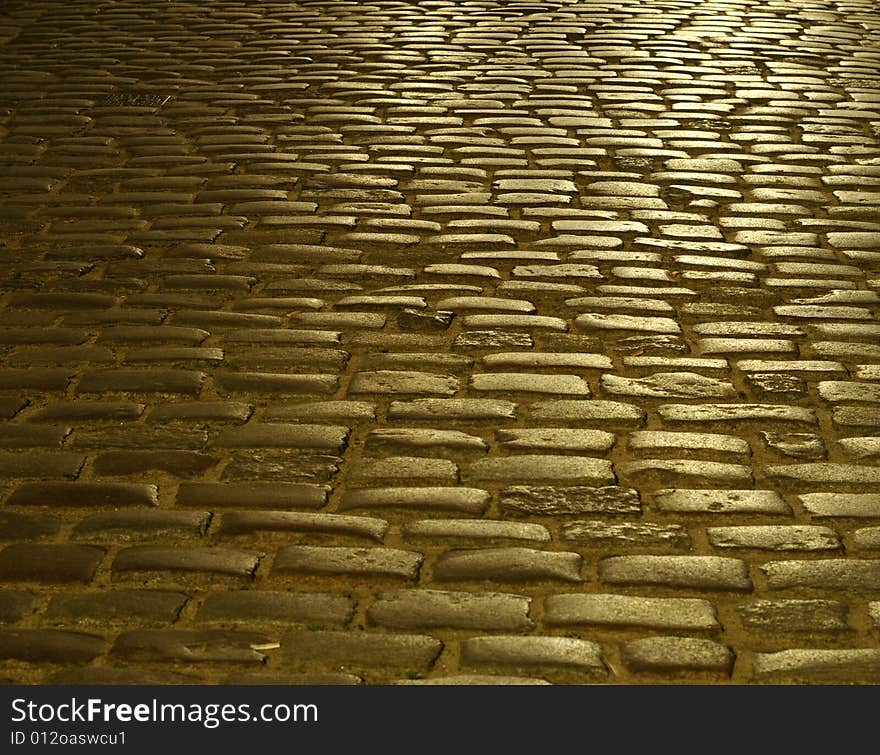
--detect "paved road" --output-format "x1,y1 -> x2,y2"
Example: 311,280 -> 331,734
0,0 -> 879,684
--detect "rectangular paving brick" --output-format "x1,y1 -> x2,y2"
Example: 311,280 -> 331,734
752,649 -> 880,683
654,489 -> 791,514
147,401 -> 253,423
738,599 -> 848,634
176,482 -> 329,510
112,629 -> 269,663
7,482 -> 158,508
708,526 -> 840,552
600,555 -> 753,591
501,485 -> 640,516
0,629 -> 105,663
434,547 -> 582,583
214,372 -> 338,394
339,487 -> 490,515
0,452 -> 84,478
800,493 -> 880,518
467,455 -> 615,484
72,510 -> 208,541
403,519 -> 549,543
388,398 -> 516,420
622,637 -> 733,675
544,593 -> 720,630
217,511 -> 387,541
0,426 -> 71,448
112,546 -> 259,579
0,544 -> 104,583
77,369 -> 206,394
0,369 -> 74,390
0,586 -> 34,625
211,423 -> 349,451
367,589 -> 534,630
26,402 -> 145,422
45,590 -> 187,622
273,546 -> 422,581
197,591 -> 354,625
282,629 -> 441,671
462,636 -> 605,673
762,559 -> 880,592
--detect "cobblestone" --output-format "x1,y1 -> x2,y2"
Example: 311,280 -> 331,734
2,0 -> 879,685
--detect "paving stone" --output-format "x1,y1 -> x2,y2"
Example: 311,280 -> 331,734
0,510 -> 61,541
629,431 -> 748,457
177,482 -> 329,510
0,630 -> 105,664
753,649 -> 880,683
273,546 -> 422,581
501,486 -> 640,516
113,546 -> 259,579
800,493 -> 880,518
0,452 -> 84,479
261,400 -> 374,423
600,555 -> 752,591
46,590 -> 187,623
282,629 -> 441,671
394,675 -> 549,686
529,400 -> 645,425
367,589 -> 533,631
93,451 -> 218,476
545,593 -> 719,630
197,591 -> 353,626
70,426 -> 207,450
0,425 -> 71,448
77,369 -> 205,394
348,371 -> 458,396
762,559 -> 880,592
621,637 -> 733,675
212,424 -> 349,451
365,429 -> 488,455
467,456 -> 615,484
622,459 -> 753,485
819,381 -> 880,403
654,489 -> 790,515
73,510 -> 209,541
217,511 -> 387,542
461,636 -> 605,673
339,488 -> 490,515
561,520 -> 691,549
6,482 -> 158,508
0,544 -> 104,583
224,672 -> 360,686
215,373 -> 338,395
738,600 -> 848,634
840,437 -> 880,460
471,373 -> 591,396
496,429 -> 614,453
603,372 -> 738,399
433,548 -> 582,583
403,520 -> 550,543
708,526 -> 840,552
0,591 -> 35,624
388,399 -> 516,421
765,464 -> 880,488
659,404 -> 816,426
27,402 -> 144,422
575,314 -> 681,334
112,629 -> 270,663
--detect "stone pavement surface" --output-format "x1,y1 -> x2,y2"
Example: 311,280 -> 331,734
0,0 -> 879,685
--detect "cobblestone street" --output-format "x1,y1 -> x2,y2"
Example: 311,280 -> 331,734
0,0 -> 879,684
